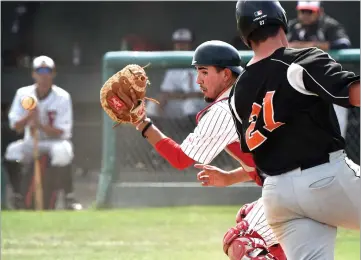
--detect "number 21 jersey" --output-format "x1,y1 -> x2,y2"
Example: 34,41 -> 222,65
229,47 -> 359,176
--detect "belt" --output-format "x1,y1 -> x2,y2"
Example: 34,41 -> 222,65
300,154 -> 330,171
259,153 -> 331,178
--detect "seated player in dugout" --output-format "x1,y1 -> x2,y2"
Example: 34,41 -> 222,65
4,56 -> 82,210
288,1 -> 352,51
125,41 -> 286,260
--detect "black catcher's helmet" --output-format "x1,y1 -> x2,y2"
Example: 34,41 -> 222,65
191,40 -> 242,74
236,0 -> 288,46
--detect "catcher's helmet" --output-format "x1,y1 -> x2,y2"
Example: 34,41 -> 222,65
191,40 -> 242,74
236,0 -> 288,46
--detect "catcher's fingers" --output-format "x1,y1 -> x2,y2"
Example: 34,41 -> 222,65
194,163 -> 214,170
201,181 -> 210,186
194,163 -> 204,170
197,171 -> 211,186
199,177 -> 210,186
199,175 -> 210,183
197,170 -> 206,181
194,163 -> 217,172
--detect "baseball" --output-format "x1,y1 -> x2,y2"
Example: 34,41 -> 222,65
21,96 -> 37,110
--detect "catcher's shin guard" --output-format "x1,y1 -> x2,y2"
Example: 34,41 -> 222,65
223,220 -> 279,260
226,237 -> 279,260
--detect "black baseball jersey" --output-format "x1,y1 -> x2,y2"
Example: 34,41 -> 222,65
229,47 -> 360,175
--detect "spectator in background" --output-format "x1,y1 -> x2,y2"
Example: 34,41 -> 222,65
146,28 -> 206,119
288,1 -> 352,139
288,1 -> 351,51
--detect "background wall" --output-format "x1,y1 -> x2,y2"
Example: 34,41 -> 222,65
2,1 -> 360,103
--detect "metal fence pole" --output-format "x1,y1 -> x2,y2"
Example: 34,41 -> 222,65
95,61 -> 117,208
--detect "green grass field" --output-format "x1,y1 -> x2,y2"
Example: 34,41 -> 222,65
2,206 -> 359,260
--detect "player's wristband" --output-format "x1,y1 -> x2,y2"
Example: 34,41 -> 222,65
136,117 -> 150,131
141,121 -> 153,138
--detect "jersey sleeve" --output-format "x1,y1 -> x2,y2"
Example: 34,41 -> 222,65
8,89 -> 27,130
53,95 -> 73,139
326,22 -> 351,49
180,106 -> 238,164
290,48 -> 360,107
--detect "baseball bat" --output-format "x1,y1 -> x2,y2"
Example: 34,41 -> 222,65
33,128 -> 43,210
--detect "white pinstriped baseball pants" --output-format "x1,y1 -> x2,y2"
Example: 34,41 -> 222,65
262,150 -> 360,260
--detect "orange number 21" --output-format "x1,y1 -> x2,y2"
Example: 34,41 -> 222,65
245,91 -> 284,151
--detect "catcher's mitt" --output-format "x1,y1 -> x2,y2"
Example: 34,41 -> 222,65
100,63 -> 159,127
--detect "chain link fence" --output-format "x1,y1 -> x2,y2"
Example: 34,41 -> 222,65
345,107 -> 360,164
343,63 -> 360,165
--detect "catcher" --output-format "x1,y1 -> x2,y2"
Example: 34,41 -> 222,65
100,41 -> 286,260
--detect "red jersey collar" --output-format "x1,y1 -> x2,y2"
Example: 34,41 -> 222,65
195,87 -> 232,124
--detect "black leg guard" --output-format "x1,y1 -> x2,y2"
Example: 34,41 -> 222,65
52,165 -> 82,210
3,159 -> 24,209
3,160 -> 22,194
57,164 -> 74,195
